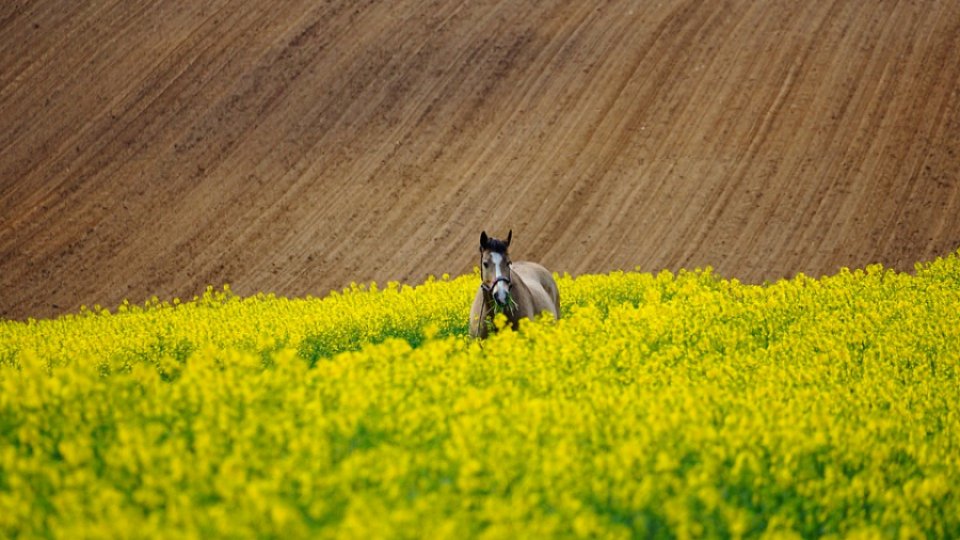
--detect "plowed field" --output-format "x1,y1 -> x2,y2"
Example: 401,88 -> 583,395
2,0 -> 959,319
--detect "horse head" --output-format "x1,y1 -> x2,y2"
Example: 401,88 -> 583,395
479,230 -> 512,307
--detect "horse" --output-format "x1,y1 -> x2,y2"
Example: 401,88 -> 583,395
469,230 -> 560,339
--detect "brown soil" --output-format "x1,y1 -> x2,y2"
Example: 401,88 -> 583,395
2,1 -> 959,320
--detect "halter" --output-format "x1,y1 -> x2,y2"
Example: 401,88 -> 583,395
479,249 -> 512,297
475,250 -> 513,339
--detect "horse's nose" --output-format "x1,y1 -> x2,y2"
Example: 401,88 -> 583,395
494,283 -> 509,305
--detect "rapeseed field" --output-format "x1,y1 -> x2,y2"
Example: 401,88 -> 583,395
2,253 -> 959,538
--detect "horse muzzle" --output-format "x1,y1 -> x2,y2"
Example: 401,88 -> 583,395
484,276 -> 511,306
493,284 -> 510,306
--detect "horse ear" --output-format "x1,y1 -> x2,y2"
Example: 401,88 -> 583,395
506,229 -> 512,248
480,231 -> 489,251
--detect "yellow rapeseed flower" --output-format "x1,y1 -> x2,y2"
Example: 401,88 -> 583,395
1,253 -> 959,537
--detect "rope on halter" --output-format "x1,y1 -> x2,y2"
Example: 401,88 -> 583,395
476,251 -> 486,341
475,287 -> 486,343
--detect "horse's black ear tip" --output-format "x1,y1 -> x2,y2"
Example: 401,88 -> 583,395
480,231 -> 488,249
506,229 -> 512,246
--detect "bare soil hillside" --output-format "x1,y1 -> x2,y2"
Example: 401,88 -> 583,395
2,1 -> 959,319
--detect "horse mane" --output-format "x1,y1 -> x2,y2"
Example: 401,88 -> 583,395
484,238 -> 509,254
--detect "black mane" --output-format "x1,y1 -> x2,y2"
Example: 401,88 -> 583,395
485,238 -> 509,254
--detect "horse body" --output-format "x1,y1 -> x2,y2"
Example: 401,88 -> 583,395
469,231 -> 560,339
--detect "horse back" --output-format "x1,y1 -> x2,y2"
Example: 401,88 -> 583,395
512,261 -> 560,319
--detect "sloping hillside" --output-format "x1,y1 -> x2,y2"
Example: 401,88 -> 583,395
2,0 -> 959,319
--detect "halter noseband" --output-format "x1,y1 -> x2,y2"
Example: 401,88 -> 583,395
481,275 -> 511,295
